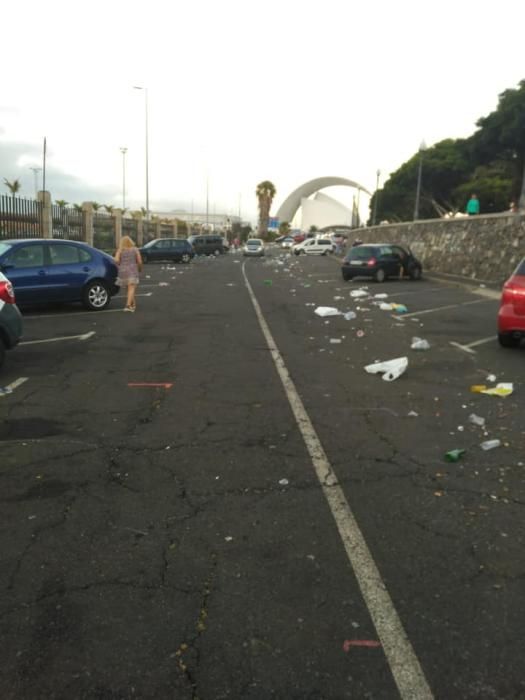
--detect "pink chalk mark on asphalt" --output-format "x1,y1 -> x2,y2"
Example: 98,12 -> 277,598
343,639 -> 382,652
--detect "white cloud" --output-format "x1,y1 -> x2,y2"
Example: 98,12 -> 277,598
1,0 -> 524,222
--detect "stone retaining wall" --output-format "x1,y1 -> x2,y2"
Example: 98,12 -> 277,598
354,213 -> 525,285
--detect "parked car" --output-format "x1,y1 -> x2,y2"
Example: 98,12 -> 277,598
281,237 -> 295,249
497,258 -> 525,347
341,243 -> 422,282
140,238 -> 194,263
293,233 -> 306,243
0,270 -> 23,368
292,238 -> 335,256
0,239 -> 119,310
243,239 -> 265,257
188,235 -> 228,255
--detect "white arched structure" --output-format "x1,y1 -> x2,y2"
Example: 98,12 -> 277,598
276,176 -> 371,224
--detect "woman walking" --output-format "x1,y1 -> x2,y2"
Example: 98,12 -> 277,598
114,236 -> 143,312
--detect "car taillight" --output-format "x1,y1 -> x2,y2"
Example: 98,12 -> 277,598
502,280 -> 525,302
0,280 -> 15,304
367,257 -> 377,267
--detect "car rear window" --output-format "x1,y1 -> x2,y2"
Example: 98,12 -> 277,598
514,259 -> 525,275
347,246 -> 378,260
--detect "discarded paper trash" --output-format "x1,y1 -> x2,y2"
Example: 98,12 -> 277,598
480,439 -> 501,451
314,306 -> 341,317
364,356 -> 408,382
344,311 -> 357,320
350,289 -> 368,298
411,337 -> 430,350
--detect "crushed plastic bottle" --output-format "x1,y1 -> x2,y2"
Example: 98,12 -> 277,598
480,439 -> 501,451
344,311 -> 357,320
411,337 -> 430,351
468,413 -> 486,427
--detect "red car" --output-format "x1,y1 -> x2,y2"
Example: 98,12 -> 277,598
293,233 -> 306,243
498,258 -> 525,347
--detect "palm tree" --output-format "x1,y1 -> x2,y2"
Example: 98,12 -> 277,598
55,199 -> 69,208
104,204 -> 114,214
256,180 -> 276,239
73,203 -> 83,212
4,178 -> 21,199
92,202 -> 101,211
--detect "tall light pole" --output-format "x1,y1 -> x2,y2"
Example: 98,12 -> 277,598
133,86 -> 149,224
372,169 -> 381,226
120,148 -> 128,209
413,140 -> 427,220
30,166 -> 42,198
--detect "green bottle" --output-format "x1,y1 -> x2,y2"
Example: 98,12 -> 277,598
444,449 -> 465,462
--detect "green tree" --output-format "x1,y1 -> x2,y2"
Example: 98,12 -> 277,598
92,202 -> 101,211
4,178 -> 21,198
104,204 -> 114,214
73,203 -> 83,212
255,180 -> 276,239
279,221 -> 291,236
55,199 -> 68,208
309,225 -> 319,233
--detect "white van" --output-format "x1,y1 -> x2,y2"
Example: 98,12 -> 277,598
292,237 -> 335,256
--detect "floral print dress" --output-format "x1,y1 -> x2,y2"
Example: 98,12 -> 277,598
117,248 -> 140,286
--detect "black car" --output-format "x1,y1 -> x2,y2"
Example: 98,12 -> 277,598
188,235 -> 228,256
341,244 -> 422,282
140,238 -> 194,264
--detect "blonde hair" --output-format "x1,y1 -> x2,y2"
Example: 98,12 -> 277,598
119,236 -> 136,250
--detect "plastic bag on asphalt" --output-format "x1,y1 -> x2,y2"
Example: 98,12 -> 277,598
314,306 -> 341,317
344,311 -> 357,320
481,383 -> 513,398
364,356 -> 408,382
411,337 -> 430,350
350,290 -> 368,298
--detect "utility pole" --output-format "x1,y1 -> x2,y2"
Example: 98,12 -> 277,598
30,167 -> 42,198
120,147 -> 128,209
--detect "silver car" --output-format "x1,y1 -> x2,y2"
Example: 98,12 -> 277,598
243,239 -> 265,257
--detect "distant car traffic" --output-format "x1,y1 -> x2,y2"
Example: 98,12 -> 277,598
280,237 -> 295,249
292,238 -> 335,256
243,239 -> 265,257
0,239 -> 119,310
140,238 -> 194,263
293,233 -> 306,243
341,243 -> 422,282
188,235 -> 228,255
0,270 -> 23,368
497,258 -> 525,347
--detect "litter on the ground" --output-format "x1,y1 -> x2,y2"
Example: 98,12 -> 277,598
330,338 -> 342,344
480,439 -> 501,451
263,279 -> 273,285
350,290 -> 368,298
314,306 -> 341,317
486,374 -> 497,382
379,303 -> 393,311
408,410 -> 419,417
356,330 -> 365,338
392,303 -> 408,313
344,311 -> 357,320
445,449 -> 465,462
374,293 -> 388,299
278,478 -> 289,486
470,385 -> 487,393
411,337 -> 430,350
468,413 -> 486,427
364,356 -> 408,382
481,383 -> 513,398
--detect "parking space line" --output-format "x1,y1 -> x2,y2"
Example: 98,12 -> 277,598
393,298 -> 492,319
0,377 -> 28,396
450,335 -> 497,354
242,262 -> 434,700
20,331 -> 96,346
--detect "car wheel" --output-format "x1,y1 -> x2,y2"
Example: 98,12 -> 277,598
294,250 -> 300,256
83,280 -> 111,311
181,253 -> 191,263
0,337 -> 5,368
342,273 -> 351,282
374,268 -> 386,283
322,250 -> 327,256
498,333 -> 520,348
410,266 -> 422,280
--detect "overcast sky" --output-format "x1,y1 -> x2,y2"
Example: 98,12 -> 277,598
1,0 -> 524,223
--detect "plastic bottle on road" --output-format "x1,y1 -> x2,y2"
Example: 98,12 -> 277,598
480,439 -> 501,451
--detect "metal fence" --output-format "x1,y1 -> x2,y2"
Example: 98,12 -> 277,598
0,195 -> 42,239
122,217 -> 138,242
160,224 -> 173,238
93,211 -> 115,252
51,204 -> 84,240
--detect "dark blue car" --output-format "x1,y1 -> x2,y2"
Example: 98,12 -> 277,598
0,239 -> 119,310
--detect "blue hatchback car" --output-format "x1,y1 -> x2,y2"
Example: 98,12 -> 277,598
0,239 -> 119,310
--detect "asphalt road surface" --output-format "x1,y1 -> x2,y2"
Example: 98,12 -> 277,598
1,249 -> 524,699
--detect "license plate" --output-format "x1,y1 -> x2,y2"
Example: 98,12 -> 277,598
350,260 -> 363,266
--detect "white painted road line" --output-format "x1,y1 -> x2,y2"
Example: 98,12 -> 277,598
450,335 -> 497,354
242,262 -> 433,700
20,331 -> 95,346
0,377 -> 29,396
393,298 -> 493,319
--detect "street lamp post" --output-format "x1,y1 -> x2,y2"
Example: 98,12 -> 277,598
133,86 -> 149,225
413,140 -> 427,220
120,148 -> 128,209
372,169 -> 381,226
